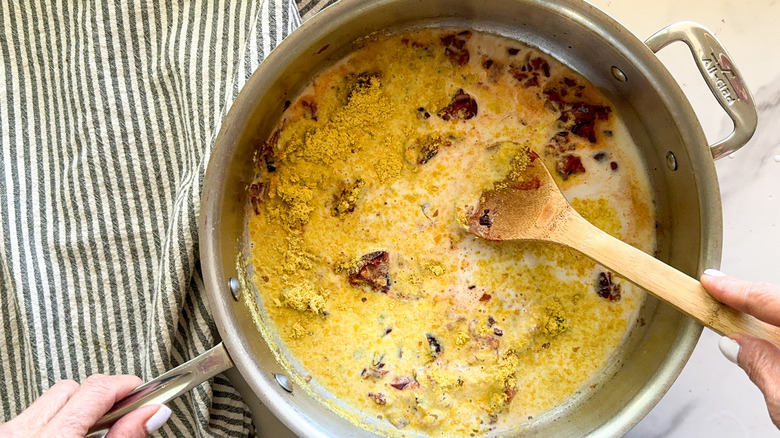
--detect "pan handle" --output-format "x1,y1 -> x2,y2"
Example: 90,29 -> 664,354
645,21 -> 757,160
85,342 -> 234,438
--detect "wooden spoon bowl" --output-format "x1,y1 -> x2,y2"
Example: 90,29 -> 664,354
467,148 -> 780,347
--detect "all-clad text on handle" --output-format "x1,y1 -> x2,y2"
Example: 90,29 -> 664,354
645,21 -> 757,160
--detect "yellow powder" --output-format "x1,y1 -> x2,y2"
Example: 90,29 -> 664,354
279,280 -> 328,315
494,351 -> 520,387
571,197 -> 622,239
291,321 -> 307,339
455,330 -> 470,346
373,152 -> 404,183
280,237 -> 313,276
335,254 -> 366,275
265,172 -> 319,230
302,78 -> 390,165
542,299 -> 568,337
507,147 -> 532,180
421,260 -> 446,277
333,179 -> 365,218
475,320 -> 494,338
425,365 -> 463,390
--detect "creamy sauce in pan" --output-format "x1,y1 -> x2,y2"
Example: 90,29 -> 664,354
244,29 -> 656,436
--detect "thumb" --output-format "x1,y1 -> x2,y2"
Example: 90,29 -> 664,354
729,334 -> 780,428
105,404 -> 172,438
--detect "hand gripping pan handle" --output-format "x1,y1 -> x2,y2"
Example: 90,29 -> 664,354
85,343 -> 234,438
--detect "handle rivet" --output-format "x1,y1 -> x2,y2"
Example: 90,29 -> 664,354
665,151 -> 678,171
228,277 -> 240,301
274,373 -> 293,393
610,66 -> 627,82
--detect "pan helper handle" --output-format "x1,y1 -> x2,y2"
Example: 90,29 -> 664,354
645,21 -> 757,160
85,343 -> 234,438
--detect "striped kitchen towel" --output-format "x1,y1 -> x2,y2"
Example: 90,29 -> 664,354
0,0 -> 304,436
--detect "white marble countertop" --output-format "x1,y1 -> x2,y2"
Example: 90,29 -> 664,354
585,0 -> 780,436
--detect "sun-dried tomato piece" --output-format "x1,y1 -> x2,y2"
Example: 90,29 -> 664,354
467,319 -> 500,350
556,154 -> 586,180
479,293 -> 492,302
348,251 -> 391,293
437,89 -> 478,121
530,57 -> 551,77
509,66 -> 528,81
542,86 -> 563,104
572,120 -> 596,143
401,37 -> 420,48
565,103 -> 612,143
544,79 -> 611,137
391,417 -> 410,429
543,131 -> 576,163
402,38 -> 436,56
248,182 -> 265,214
361,366 -> 388,379
610,161 -> 619,171
256,128 -> 279,173
596,271 -> 621,301
390,376 -> 417,390
571,102 -> 610,120
505,387 -> 517,404
441,30 -> 472,66
301,99 -> 318,121
368,392 -> 387,405
361,364 -> 389,380
362,354 -> 389,379
524,75 -> 539,88
416,106 -> 431,120
507,47 -> 520,56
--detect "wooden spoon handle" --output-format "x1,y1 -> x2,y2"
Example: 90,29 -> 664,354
555,208 -> 780,348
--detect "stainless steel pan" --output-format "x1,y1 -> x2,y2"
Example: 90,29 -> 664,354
87,0 -> 757,436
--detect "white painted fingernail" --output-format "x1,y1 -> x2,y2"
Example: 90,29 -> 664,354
145,405 -> 172,434
719,336 -> 740,365
704,268 -> 726,277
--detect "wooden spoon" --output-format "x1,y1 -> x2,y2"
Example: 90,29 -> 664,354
466,148 -> 780,345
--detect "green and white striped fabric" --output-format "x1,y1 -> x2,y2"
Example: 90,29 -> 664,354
0,0 -> 310,435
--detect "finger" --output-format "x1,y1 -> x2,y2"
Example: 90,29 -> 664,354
732,334 -> 780,428
105,404 -> 172,438
701,271 -> 780,326
39,374 -> 142,438
6,379 -> 80,431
